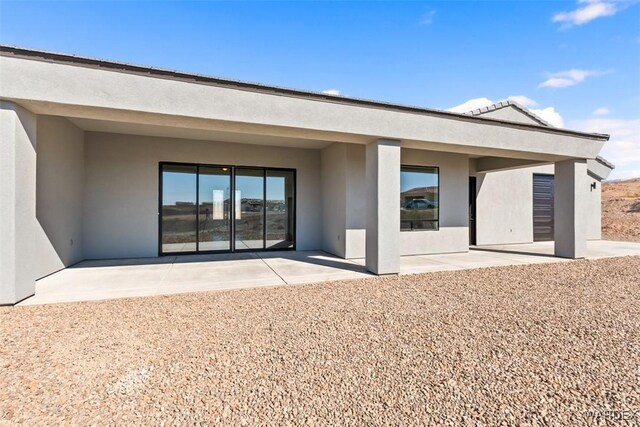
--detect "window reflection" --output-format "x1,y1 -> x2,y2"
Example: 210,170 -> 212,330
161,164 -> 295,253
266,170 -> 295,249
234,169 -> 265,250
400,166 -> 439,231
198,167 -> 231,251
161,165 -> 197,252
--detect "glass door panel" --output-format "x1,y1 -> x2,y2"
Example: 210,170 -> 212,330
161,164 -> 197,253
198,166 -> 231,251
266,170 -> 294,249
234,168 -> 265,250
161,164 -> 294,254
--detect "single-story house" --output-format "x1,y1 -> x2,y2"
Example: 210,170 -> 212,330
0,46 -> 613,305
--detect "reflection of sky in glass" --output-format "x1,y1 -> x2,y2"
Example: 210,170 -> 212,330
163,169 -> 290,205
163,172 -> 196,205
401,169 -> 438,192
200,174 -> 230,203
266,176 -> 285,200
236,175 -> 263,199
225,175 -> 288,201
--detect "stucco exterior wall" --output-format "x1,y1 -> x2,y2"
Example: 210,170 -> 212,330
345,144 -> 367,259
35,116 -> 85,279
321,143 -> 347,258
323,143 -> 469,258
474,163 -> 602,246
83,132 -> 322,260
1,55 -> 605,160
320,143 -> 368,259
475,107 -> 542,126
474,165 -> 549,245
399,149 -> 469,255
0,102 -> 37,304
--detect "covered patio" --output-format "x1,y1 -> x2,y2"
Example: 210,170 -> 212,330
0,46 -> 611,305
21,240 -> 640,305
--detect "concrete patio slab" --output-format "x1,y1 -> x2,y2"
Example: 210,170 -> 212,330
257,251 -> 370,284
473,240 -> 640,259
19,240 -> 640,306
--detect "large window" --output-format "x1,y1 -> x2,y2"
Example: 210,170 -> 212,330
400,166 -> 439,231
160,163 -> 295,254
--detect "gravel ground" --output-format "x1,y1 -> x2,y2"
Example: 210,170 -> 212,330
1,257 -> 639,426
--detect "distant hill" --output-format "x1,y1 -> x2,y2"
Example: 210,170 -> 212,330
602,178 -> 640,242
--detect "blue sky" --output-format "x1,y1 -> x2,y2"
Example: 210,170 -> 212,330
162,170 -> 287,205
1,1 -> 639,179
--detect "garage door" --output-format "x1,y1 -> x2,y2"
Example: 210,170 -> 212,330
533,174 -> 554,241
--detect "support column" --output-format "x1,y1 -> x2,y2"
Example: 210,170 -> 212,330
0,102 -> 37,305
554,159 -> 587,259
366,139 -> 400,275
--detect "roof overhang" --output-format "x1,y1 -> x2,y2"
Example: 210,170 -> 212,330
587,156 -> 615,181
0,46 -> 609,161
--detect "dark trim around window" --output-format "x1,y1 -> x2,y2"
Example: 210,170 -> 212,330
400,164 -> 440,232
158,161 -> 296,256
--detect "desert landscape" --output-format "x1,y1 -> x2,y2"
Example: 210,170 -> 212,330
1,178 -> 637,425
601,178 -> 640,242
2,257 -> 639,425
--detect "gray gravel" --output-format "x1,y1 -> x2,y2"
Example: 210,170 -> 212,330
1,256 -> 639,425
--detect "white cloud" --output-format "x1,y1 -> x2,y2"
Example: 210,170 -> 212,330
570,117 -> 640,180
552,0 -> 618,28
446,97 -> 494,113
420,10 -> 436,25
593,107 -> 610,116
538,69 -> 606,88
322,89 -> 341,96
530,107 -> 565,128
539,77 -> 575,88
507,95 -> 539,107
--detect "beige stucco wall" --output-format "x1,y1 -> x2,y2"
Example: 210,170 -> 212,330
0,102 -> 38,304
476,107 -> 542,126
83,132 -> 322,260
345,144 -> 367,259
474,163 -> 602,245
321,143 -> 347,258
321,144 -> 470,259
399,149 -> 469,255
1,55 -> 606,160
35,116 -> 85,279
320,142 -> 367,259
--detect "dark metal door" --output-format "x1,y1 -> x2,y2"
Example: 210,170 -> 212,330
533,174 -> 554,242
469,177 -> 477,245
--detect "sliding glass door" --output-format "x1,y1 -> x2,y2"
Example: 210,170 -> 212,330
266,170 -> 295,249
161,165 -> 198,253
160,163 -> 295,255
234,168 -> 265,250
198,166 -> 232,251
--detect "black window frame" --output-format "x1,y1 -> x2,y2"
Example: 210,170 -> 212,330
158,161 -> 296,256
400,165 -> 440,232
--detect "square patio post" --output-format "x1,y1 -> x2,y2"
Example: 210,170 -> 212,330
554,159 -> 587,259
365,139 -> 400,274
0,101 -> 37,305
